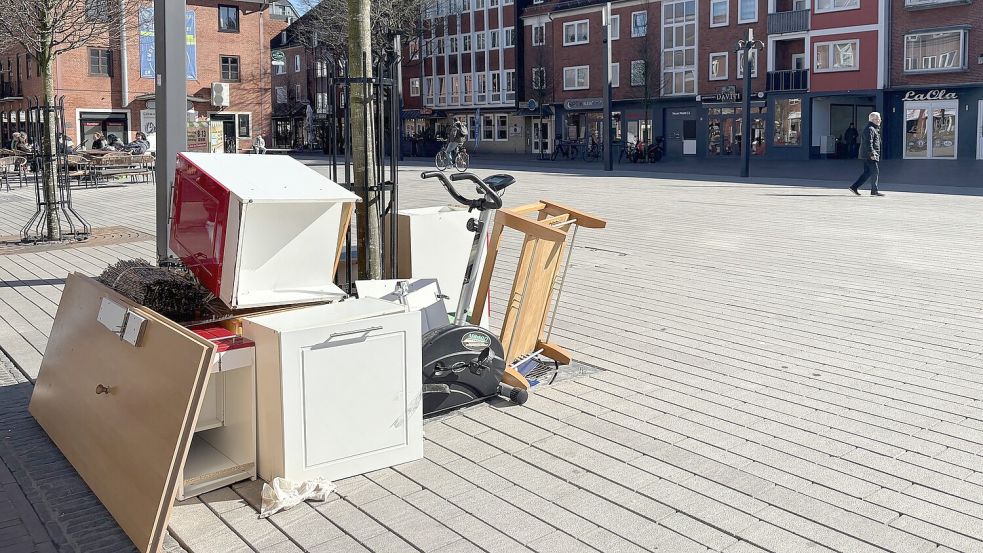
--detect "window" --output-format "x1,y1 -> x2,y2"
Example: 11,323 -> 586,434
738,0 -> 757,23
476,32 -> 486,50
88,48 -> 112,77
477,73 -> 487,102
450,36 -> 458,53
483,115 -> 494,139
662,0 -> 697,96
464,74 -> 473,102
295,84 -> 302,100
294,55 -> 301,72
815,0 -> 858,12
505,70 -> 515,100
436,37 -> 445,54
424,77 -> 433,101
736,48 -> 758,78
490,29 -> 500,48
903,30 -> 966,73
905,0 -> 965,5
710,0 -> 728,26
85,0 -> 110,22
237,114 -> 250,138
476,0 -> 485,8
219,5 -> 240,32
450,75 -> 460,102
463,35 -> 471,52
505,27 -> 516,47
610,63 -> 620,87
220,55 -> 240,81
532,67 -> 546,89
491,72 -> 501,101
533,24 -> 545,46
630,60 -> 646,86
497,115 -> 508,140
490,0 -> 498,6
463,0 -> 471,8
409,39 -> 420,60
275,86 -> 287,103
814,39 -> 858,72
904,101 -> 957,159
315,61 -> 327,77
709,52 -> 728,80
410,78 -> 421,96
631,11 -> 647,37
316,92 -> 329,113
563,20 -> 589,45
773,98 -> 802,146
563,65 -> 589,89
609,14 -> 620,40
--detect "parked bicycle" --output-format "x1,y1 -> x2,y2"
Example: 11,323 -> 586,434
583,139 -> 602,162
435,143 -> 470,172
550,139 -> 579,161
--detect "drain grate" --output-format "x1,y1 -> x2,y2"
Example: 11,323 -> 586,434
0,226 -> 153,255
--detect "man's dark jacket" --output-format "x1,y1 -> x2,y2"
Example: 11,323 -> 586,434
858,122 -> 881,161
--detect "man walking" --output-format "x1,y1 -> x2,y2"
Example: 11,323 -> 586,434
849,112 -> 884,197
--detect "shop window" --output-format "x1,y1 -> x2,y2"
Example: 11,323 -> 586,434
709,52 -> 728,80
609,15 -> 620,40
497,115 -> 508,140
631,11 -> 647,37
563,20 -> 589,45
815,0 -> 858,12
814,40 -> 857,72
220,55 -> 240,82
237,114 -> 251,138
563,66 -> 589,90
533,24 -> 545,46
219,5 -> 240,32
482,115 -> 494,140
710,0 -> 728,27
903,30 -> 966,73
772,98 -> 802,146
904,101 -> 958,159
738,0 -> 757,23
736,49 -> 758,78
410,78 -> 421,97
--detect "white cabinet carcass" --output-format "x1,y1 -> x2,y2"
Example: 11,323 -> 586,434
242,298 -> 424,483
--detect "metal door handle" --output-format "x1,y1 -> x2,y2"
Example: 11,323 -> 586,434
329,326 -> 382,339
95,384 -> 112,395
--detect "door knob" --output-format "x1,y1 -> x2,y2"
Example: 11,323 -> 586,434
95,384 -> 112,395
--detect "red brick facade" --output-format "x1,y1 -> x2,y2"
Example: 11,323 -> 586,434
890,0 -> 983,88
0,1 -> 288,151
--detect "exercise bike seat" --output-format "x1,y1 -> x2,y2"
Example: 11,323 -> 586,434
483,173 -> 515,193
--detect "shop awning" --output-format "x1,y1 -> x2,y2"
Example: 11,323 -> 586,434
402,109 -> 446,120
515,106 -> 553,117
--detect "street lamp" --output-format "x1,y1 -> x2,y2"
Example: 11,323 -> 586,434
737,28 -> 764,178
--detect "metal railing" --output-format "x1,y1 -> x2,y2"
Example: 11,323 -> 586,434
768,9 -> 810,34
767,69 -> 809,92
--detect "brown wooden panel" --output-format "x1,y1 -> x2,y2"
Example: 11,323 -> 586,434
29,273 -> 214,553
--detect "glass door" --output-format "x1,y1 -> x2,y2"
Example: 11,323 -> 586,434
904,100 -> 958,159
532,120 -> 551,154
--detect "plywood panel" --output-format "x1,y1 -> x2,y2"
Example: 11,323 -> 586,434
29,273 -> 215,553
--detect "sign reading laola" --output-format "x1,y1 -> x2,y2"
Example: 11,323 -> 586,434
903,89 -> 958,101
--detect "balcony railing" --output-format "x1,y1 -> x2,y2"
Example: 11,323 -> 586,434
767,69 -> 809,92
768,9 -> 810,34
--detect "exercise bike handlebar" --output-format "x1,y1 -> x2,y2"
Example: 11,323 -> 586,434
449,173 -> 504,211
420,171 -> 503,210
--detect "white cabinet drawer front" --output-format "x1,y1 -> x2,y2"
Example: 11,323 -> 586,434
301,330 -> 409,467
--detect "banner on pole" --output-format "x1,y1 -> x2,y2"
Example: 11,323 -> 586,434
139,7 -> 198,81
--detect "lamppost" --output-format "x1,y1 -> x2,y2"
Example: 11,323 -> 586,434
737,28 -> 764,178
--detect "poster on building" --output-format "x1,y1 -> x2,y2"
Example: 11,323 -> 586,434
187,122 -> 209,152
139,7 -> 198,81
140,109 -> 156,135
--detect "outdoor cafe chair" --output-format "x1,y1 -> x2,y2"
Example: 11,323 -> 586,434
0,156 -> 27,191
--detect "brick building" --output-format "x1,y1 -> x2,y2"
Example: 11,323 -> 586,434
0,1 -> 291,153
885,0 -> 983,161
409,0 -> 524,154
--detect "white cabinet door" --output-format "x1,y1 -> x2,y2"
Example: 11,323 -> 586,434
279,312 -> 423,481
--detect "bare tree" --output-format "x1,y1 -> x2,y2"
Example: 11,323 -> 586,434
0,0 -> 132,241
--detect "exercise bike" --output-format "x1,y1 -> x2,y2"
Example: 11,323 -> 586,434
418,171 -> 528,417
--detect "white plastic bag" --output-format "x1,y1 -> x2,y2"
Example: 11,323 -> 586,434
259,477 -> 335,518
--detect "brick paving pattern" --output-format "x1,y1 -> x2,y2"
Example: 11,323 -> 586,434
0,160 -> 980,552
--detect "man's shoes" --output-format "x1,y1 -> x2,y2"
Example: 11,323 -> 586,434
871,192 -> 885,197
849,187 -> 860,196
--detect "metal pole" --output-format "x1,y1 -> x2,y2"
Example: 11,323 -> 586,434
602,2 -> 613,172
739,28 -> 761,179
154,0 -> 188,263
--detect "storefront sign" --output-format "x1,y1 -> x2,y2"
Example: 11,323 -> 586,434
700,92 -> 742,103
564,98 -> 604,110
670,110 -> 693,116
903,89 -> 958,101
420,107 -> 433,115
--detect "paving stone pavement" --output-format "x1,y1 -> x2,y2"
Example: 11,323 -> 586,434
0,161 -> 981,552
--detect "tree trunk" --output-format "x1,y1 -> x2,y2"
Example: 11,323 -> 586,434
39,47 -> 60,241
347,0 -> 381,279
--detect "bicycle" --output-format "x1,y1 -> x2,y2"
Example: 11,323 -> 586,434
435,144 -> 470,172
583,140 -> 602,162
550,140 -> 579,161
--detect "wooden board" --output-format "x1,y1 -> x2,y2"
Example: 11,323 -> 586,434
29,273 -> 215,553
